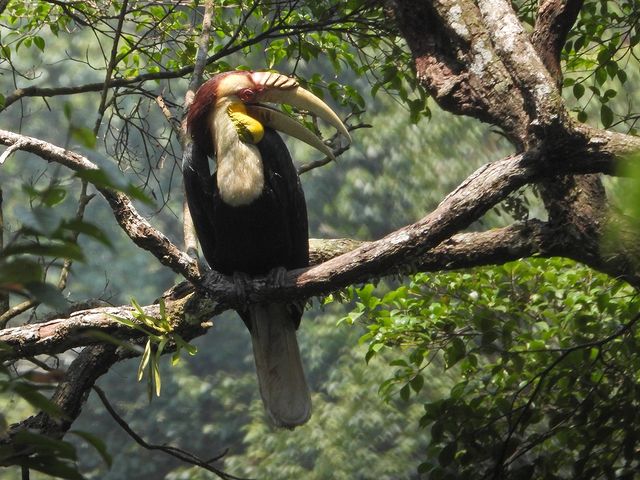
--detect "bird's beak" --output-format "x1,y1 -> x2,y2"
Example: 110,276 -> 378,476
247,71 -> 351,160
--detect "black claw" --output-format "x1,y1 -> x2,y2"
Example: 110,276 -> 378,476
267,266 -> 288,287
232,271 -> 250,305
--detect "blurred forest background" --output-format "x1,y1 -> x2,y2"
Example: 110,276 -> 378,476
2,1 -> 640,479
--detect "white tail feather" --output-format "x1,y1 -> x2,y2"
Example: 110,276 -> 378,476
248,303 -> 311,428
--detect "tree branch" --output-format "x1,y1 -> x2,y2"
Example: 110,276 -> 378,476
476,0 -> 565,136
532,0 -> 584,82
1,122 -> 639,356
0,220 -> 572,360
93,0 -> 130,135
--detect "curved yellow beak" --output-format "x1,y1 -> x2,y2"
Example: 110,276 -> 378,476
247,71 -> 351,157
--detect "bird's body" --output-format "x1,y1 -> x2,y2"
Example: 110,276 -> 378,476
189,129 -> 308,278
183,70 -> 349,428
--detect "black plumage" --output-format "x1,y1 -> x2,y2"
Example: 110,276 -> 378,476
184,129 -> 308,277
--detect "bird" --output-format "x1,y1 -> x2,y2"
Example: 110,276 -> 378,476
182,70 -> 350,428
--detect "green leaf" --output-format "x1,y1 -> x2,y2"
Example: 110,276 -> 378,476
41,186 -> 67,207
63,102 -> 73,120
450,381 -> 468,399
400,384 -> 410,401
21,205 -> 65,235
0,258 -> 43,284
600,104 -> 613,128
33,35 -> 45,51
438,441 -> 457,467
62,220 -> 113,248
173,334 -> 197,356
171,350 -> 181,366
152,353 -> 162,397
595,67 -> 607,86
12,382 -> 66,418
85,331 -> 141,353
1,242 -> 84,262
13,431 -> 76,460
410,374 -> 424,394
364,349 -> 376,364
71,125 -> 97,149
577,110 -> 588,123
138,340 -> 151,382
572,83 -> 585,100
75,169 -> 153,205
25,282 -> 67,310
20,456 -> 84,480
159,298 -> 166,321
445,338 -> 466,368
69,430 -> 112,468
617,69 -> 627,83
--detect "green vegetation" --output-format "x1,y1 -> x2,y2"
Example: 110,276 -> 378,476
1,1 -> 640,479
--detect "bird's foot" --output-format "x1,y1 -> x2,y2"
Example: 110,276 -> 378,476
232,271 -> 250,306
267,266 -> 288,287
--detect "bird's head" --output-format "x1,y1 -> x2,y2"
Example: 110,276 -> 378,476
186,70 -> 351,160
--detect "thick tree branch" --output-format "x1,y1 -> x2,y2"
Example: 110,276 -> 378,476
2,126 -> 639,357
393,0 -> 640,296
0,220 -> 568,360
0,303 -> 207,360
4,124 -> 636,291
532,0 -> 584,82
392,0 -> 528,146
476,0 -> 565,136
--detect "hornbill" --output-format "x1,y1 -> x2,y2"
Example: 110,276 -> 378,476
183,70 -> 350,428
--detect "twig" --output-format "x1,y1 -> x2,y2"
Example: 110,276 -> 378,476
297,121 -> 370,175
58,181 -> 95,291
0,188 -> 7,317
183,0 -> 215,261
93,386 -> 248,480
186,0 -> 215,103
0,301 -> 36,329
0,221 -> 567,360
0,139 -> 27,164
93,0 -> 130,135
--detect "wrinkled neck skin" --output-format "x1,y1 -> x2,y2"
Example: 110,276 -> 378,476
210,98 -> 264,207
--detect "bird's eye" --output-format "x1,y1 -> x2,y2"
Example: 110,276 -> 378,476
238,88 -> 256,102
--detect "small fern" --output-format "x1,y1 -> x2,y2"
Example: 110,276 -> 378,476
110,298 -> 197,401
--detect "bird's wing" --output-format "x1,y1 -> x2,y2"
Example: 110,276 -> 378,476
182,141 -> 218,266
260,128 -> 310,270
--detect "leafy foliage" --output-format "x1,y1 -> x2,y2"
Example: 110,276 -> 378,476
346,258 -> 640,478
0,361 -> 112,480
562,1 -> 640,131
